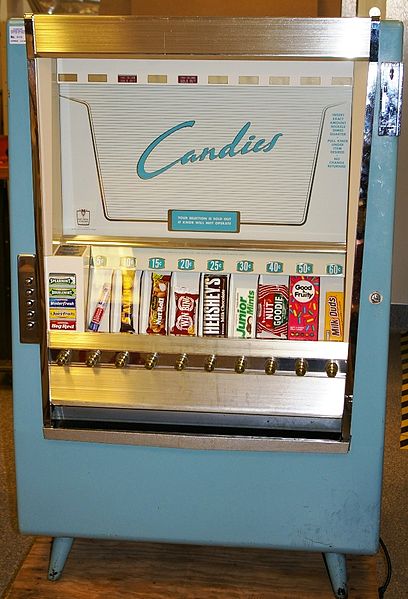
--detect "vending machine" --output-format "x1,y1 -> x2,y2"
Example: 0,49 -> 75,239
7,14 -> 403,598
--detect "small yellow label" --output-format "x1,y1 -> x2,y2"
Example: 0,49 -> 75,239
49,308 -> 76,320
324,291 -> 344,341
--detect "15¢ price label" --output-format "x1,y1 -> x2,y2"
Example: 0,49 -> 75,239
148,257 -> 166,270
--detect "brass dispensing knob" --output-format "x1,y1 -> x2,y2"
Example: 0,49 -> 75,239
86,349 -> 102,368
325,360 -> 339,378
56,349 -> 72,366
175,353 -> 188,371
115,351 -> 130,369
204,354 -> 217,372
264,357 -> 278,375
295,358 -> 308,377
145,352 -> 159,370
235,356 -> 246,374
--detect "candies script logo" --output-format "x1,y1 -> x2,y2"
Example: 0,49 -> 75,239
137,121 -> 283,180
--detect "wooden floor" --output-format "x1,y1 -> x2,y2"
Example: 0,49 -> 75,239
5,537 -> 378,598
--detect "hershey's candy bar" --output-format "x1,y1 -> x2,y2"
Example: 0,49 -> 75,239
202,274 -> 228,337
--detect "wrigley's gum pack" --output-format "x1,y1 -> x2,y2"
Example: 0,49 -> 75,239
228,274 -> 258,339
288,276 -> 320,341
256,275 -> 289,339
319,277 -> 344,341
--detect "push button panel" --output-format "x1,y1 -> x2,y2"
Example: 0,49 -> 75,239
18,254 -> 41,344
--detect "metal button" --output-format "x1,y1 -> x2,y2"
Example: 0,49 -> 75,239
25,276 -> 34,286
25,288 -> 34,296
26,310 -> 36,319
26,321 -> 36,329
26,298 -> 35,307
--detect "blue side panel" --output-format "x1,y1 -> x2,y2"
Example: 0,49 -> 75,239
8,19 -> 402,554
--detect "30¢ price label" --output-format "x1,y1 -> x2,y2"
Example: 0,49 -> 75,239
236,260 -> 254,273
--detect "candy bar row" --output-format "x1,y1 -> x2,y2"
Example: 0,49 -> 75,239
84,270 -> 344,341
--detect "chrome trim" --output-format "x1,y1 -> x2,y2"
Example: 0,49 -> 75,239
26,18 -> 50,415
345,18 -> 380,417
59,236 -> 347,253
43,426 -> 350,453
379,62 -> 403,136
28,16 -> 371,59
49,365 -> 346,418
48,331 -> 348,360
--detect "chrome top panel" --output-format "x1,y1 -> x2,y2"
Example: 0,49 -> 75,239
27,16 -> 372,59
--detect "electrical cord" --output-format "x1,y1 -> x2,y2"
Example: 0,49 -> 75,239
378,537 -> 392,598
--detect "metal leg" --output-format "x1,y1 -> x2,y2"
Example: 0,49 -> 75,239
323,552 -> 348,599
47,537 -> 74,581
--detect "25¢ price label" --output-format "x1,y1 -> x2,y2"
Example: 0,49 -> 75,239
207,259 -> 224,272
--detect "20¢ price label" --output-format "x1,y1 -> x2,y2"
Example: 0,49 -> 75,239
178,258 -> 195,271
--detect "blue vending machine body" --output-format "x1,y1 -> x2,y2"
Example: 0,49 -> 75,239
7,15 -> 403,597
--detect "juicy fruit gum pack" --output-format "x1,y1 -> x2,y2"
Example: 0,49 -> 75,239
288,276 -> 320,341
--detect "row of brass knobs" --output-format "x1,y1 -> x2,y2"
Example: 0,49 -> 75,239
55,349 -> 339,377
